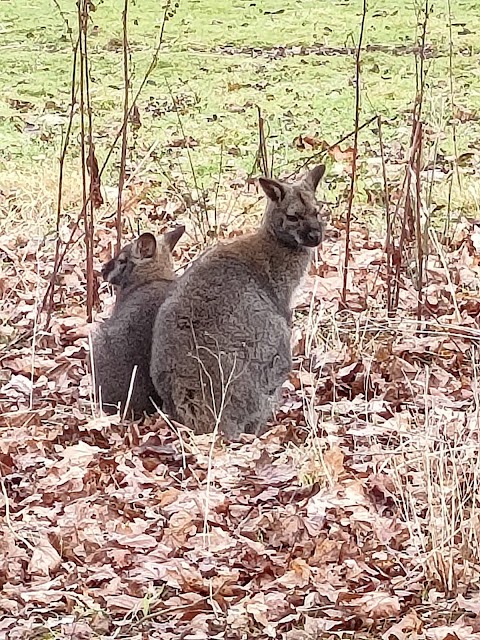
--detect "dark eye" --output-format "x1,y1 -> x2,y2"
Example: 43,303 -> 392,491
286,214 -> 297,222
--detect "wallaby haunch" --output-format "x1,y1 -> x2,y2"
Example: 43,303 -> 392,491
150,166 -> 328,439
92,226 -> 185,417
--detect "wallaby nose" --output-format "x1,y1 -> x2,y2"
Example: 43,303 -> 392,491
304,228 -> 323,247
101,259 -> 115,280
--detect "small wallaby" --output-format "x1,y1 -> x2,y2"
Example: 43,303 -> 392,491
150,166 -> 328,439
92,226 -> 185,417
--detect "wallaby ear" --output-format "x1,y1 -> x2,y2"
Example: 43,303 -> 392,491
258,177 -> 286,202
163,225 -> 185,252
302,164 -> 326,192
132,232 -> 157,259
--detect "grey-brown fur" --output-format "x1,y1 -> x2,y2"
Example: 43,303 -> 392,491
91,226 -> 185,417
150,166 -> 328,439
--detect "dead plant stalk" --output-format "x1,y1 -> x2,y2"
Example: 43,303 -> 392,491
78,0 -> 95,322
391,1 -> 430,313
42,37 -> 79,325
414,124 -> 424,322
116,0 -> 130,251
377,115 -> 393,315
341,0 -> 367,306
165,78 -> 210,242
42,1 -> 174,325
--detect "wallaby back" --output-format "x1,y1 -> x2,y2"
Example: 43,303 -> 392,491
92,226 -> 184,417
151,166 -> 328,439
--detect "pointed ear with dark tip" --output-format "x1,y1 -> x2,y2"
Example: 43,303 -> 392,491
163,225 -> 185,251
302,164 -> 326,192
132,232 -> 157,259
258,177 -> 286,202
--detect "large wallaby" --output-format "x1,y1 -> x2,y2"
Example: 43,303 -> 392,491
150,166 -> 328,439
92,226 -> 185,417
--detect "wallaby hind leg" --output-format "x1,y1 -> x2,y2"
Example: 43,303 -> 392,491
165,347 -> 284,439
169,381 -> 226,436
166,372 -> 254,439
208,381 -> 275,440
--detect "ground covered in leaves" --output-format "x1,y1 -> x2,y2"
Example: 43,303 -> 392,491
2,183 -> 480,638
3,0 -> 480,635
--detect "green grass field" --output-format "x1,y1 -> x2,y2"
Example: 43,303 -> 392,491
2,0 -> 480,234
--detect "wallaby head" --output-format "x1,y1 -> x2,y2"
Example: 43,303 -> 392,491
259,165 -> 328,249
102,226 -> 185,291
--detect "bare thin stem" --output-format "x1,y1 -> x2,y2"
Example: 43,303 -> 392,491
42,37 -> 79,325
83,0 -> 96,322
377,115 -> 393,315
116,0 -> 130,252
213,142 -> 224,233
51,0 -> 76,48
41,1 -> 173,320
414,123 -> 424,323
390,1 -> 430,313
77,0 -> 92,321
413,0 -> 429,129
341,0 -> 368,306
392,121 -> 422,311
165,77 -> 210,241
257,105 -> 270,177
445,0 -> 461,240
291,114 -> 378,177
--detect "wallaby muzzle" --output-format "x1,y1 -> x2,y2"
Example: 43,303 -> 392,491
101,259 -> 115,281
300,226 -> 323,248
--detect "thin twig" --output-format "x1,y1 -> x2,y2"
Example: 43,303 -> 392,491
291,114 -> 377,177
83,0 -> 96,322
213,142 -> 224,233
116,0 -> 130,252
165,77 -> 210,241
41,1 -> 173,321
391,1 -> 430,312
341,0 -> 368,306
445,0 -> 461,240
42,37 -> 79,325
257,105 -> 269,177
392,121 -> 422,311
412,0 -> 429,130
377,115 -> 393,315
51,0 -> 76,48
414,124 -> 424,323
77,0 -> 93,321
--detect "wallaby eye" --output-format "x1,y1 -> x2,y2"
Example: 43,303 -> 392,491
286,214 -> 297,222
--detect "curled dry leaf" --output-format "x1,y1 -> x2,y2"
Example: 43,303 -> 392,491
457,593 -> 480,615
328,143 -> 356,166
28,537 -> 62,577
87,144 -> 104,209
383,609 -> 423,640
425,623 -> 479,640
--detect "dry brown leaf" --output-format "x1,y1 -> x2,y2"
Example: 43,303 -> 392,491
382,609 -> 423,639
27,538 -> 62,577
425,624 -> 479,640
349,590 -> 401,619
457,593 -> 480,614
328,144 -> 356,165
